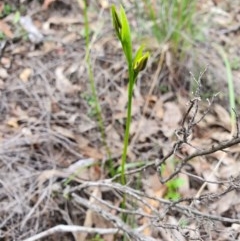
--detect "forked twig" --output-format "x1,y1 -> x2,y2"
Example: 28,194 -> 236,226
155,69 -> 240,183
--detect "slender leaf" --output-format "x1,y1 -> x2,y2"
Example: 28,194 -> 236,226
119,5 -> 132,64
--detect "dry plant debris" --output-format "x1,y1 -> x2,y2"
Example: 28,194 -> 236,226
0,0 -> 240,241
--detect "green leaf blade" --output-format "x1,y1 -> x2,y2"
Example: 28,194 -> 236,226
111,5 -> 122,41
119,5 -> 132,64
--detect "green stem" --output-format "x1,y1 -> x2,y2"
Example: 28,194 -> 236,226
121,65 -> 134,224
83,0 -> 114,176
121,65 -> 135,185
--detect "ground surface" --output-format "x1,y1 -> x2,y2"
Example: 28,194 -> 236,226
0,0 -> 240,241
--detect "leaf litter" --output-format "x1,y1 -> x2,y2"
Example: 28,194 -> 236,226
0,0 -> 240,240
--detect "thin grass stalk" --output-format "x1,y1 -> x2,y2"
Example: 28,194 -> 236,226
82,0 -> 114,176
214,44 -> 236,127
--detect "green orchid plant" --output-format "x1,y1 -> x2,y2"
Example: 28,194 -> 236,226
111,5 -> 150,185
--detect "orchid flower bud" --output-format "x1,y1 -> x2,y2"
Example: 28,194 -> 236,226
133,52 -> 149,73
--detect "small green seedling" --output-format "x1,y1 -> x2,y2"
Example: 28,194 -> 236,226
0,32 -> 5,40
165,177 -> 184,201
111,5 -> 150,186
0,3 -> 13,17
82,93 -> 98,117
91,234 -> 104,241
160,158 -> 184,200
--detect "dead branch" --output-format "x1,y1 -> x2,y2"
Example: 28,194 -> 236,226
22,225 -> 119,241
69,180 -> 240,225
156,136 -> 240,183
72,193 -> 156,241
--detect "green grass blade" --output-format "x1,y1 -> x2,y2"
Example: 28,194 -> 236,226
214,44 -> 236,125
119,5 -> 133,65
